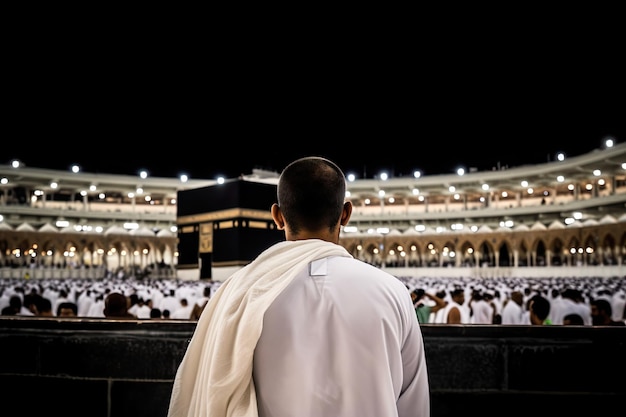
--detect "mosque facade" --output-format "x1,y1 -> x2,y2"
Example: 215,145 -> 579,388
1,142 -> 625,280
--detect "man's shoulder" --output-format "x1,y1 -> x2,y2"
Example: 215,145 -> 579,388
329,257 -> 403,281
331,256 -> 385,271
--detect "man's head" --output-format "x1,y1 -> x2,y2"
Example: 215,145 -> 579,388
451,288 -> 465,303
511,291 -> 524,306
590,298 -> 613,325
57,302 -> 78,317
529,295 -> 550,323
104,292 -> 130,318
272,156 -> 351,241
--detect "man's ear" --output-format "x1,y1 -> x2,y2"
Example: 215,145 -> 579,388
340,201 -> 352,226
271,203 -> 285,230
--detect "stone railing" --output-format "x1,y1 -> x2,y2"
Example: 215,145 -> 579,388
1,317 -> 624,417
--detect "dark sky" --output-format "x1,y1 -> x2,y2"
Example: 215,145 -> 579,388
4,104 -> 624,180
4,115 -> 624,180
4,36 -> 625,180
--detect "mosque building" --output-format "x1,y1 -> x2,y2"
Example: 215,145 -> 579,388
1,139 -> 625,281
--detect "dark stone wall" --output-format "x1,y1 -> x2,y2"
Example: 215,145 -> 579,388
1,317 -> 624,417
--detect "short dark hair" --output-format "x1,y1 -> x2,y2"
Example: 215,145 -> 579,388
530,295 -> 550,320
563,313 -> 584,325
277,156 -> 346,234
451,288 -> 464,298
591,298 -> 612,316
57,301 -> 78,316
104,292 -> 129,317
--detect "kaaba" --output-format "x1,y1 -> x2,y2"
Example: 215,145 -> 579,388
176,179 -> 284,279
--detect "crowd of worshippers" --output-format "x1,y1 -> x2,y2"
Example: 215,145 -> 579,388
0,277 -> 217,320
401,275 -> 626,326
0,275 -> 625,326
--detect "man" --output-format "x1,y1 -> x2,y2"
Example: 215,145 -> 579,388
590,298 -> 626,326
167,156 -> 430,417
103,292 -> 135,319
437,288 -> 470,324
413,287 -> 447,324
501,290 -> 526,324
528,294 -> 552,325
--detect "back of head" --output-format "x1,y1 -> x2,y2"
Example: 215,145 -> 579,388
277,156 -> 346,235
104,292 -> 130,318
563,313 -> 584,325
530,295 -> 550,320
37,297 -> 53,316
451,288 -> 465,301
9,295 -> 22,309
511,291 -> 524,305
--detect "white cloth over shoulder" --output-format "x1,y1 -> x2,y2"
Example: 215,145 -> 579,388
253,252 -> 430,417
167,239 -> 352,417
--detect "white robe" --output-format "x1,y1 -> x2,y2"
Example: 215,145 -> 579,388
501,300 -> 525,324
167,239 -> 429,417
253,253 -> 430,417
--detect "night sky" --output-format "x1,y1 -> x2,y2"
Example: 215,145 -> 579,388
5,39 -> 624,180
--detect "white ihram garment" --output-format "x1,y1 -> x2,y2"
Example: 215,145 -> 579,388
253,250 -> 430,417
167,239 -> 429,417
501,300 -> 525,324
